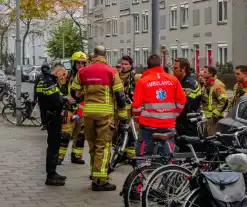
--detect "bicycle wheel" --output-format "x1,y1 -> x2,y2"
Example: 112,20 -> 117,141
2,104 -> 24,124
142,164 -> 192,207
1,92 -> 9,106
123,163 -> 162,207
109,132 -> 128,172
182,188 -> 211,207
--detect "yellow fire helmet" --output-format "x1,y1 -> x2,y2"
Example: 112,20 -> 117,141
71,51 -> 88,70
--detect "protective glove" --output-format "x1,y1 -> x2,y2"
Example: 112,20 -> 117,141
72,114 -> 80,124
62,110 -> 68,124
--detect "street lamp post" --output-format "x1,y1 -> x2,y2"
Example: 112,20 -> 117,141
151,0 -> 160,55
15,0 -> 22,125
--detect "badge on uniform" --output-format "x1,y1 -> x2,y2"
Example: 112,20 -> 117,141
156,88 -> 166,101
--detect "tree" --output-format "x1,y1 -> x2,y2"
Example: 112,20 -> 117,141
63,6 -> 87,51
0,10 -> 13,70
47,19 -> 82,59
0,0 -> 84,65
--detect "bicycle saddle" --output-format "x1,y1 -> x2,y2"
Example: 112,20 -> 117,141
178,135 -> 201,144
152,132 -> 176,141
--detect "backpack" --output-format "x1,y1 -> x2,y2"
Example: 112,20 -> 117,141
198,172 -> 247,207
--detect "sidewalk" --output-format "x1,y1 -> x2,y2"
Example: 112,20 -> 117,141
0,117 -> 129,207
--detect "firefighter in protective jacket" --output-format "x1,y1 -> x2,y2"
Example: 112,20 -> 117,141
71,46 -> 127,191
117,55 -> 142,157
57,52 -> 87,165
202,66 -> 228,136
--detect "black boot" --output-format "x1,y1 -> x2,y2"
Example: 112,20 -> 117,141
54,172 -> 67,181
45,173 -> 65,186
71,153 -> 85,164
57,158 -> 63,165
92,182 -> 116,191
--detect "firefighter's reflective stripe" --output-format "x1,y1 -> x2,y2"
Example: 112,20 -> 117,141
59,147 -> 67,159
141,111 -> 178,119
72,148 -> 83,154
105,86 -> 110,104
84,104 -> 114,114
92,142 -> 110,178
118,108 -> 128,119
113,83 -> 123,92
126,104 -> 131,110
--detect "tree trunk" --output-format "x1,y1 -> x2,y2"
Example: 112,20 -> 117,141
22,20 -> 30,65
0,33 -> 4,70
70,16 -> 84,51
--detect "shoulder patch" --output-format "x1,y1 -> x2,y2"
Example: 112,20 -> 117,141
216,87 -> 223,93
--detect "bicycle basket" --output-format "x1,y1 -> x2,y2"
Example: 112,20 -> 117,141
226,153 -> 247,173
199,172 -> 247,207
31,103 -> 40,118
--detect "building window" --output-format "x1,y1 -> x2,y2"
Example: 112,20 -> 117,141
205,7 -> 212,25
142,11 -> 148,32
112,50 -> 118,66
134,14 -> 140,33
106,50 -> 111,65
134,48 -> 140,64
143,48 -> 149,67
127,48 -> 131,57
170,46 -> 178,63
120,48 -> 124,57
160,14 -> 166,30
105,0 -> 110,6
133,0 -> 139,4
112,0 -> 117,4
181,46 -> 189,59
180,3 -> 188,27
112,17 -> 118,35
218,43 -> 227,64
193,9 -> 200,26
126,20 -> 131,34
218,0 -> 227,22
170,5 -> 178,29
88,24 -> 93,38
106,19 -> 111,36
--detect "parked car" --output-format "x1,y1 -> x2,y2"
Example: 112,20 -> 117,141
216,95 -> 247,147
28,66 -> 41,83
22,65 -> 33,82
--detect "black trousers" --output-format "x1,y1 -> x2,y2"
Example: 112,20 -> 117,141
46,111 -> 62,176
39,104 -> 47,126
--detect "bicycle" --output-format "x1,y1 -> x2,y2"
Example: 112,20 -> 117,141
2,92 -> 41,126
141,126 -> 247,207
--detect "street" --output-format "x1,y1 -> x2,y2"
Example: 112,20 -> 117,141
0,80 -> 132,207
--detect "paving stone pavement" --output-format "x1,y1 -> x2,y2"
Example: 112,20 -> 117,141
0,117 -> 132,207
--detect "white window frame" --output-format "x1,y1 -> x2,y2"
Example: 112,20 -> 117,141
106,18 -> 111,36
105,0 -> 111,6
142,10 -> 148,32
181,44 -> 189,59
120,48 -> 124,57
127,48 -> 132,57
111,49 -> 118,66
170,5 -> 178,29
134,48 -> 141,65
180,3 -> 189,27
112,17 -> 118,35
217,43 -> 228,65
112,0 -> 117,4
206,44 -> 212,65
170,45 -> 178,63
142,48 -> 149,67
134,14 -> 140,33
133,0 -> 139,4
106,49 -> 111,65
218,0 -> 227,23
88,24 -> 93,38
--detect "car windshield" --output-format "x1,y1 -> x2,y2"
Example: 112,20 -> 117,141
63,62 -> 71,70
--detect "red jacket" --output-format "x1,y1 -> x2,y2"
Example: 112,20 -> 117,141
132,67 -> 186,128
